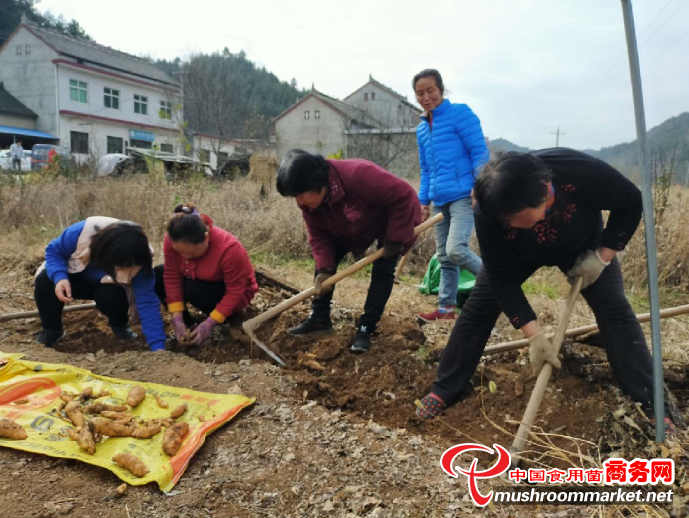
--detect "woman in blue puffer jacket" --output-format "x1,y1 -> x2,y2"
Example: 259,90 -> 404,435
414,69 -> 489,322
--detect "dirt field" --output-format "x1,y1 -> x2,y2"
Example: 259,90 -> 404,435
1,262 -> 688,518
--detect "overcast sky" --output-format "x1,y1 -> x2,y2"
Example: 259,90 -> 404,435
35,0 -> 689,150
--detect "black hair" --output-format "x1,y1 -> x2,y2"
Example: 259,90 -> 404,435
276,149 -> 330,197
412,69 -> 445,95
167,203 -> 208,244
89,221 -> 152,280
474,152 -> 553,221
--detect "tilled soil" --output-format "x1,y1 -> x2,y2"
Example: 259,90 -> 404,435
1,265 -> 688,518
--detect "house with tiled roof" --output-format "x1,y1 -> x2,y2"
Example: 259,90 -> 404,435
0,16 -> 182,157
273,78 -> 421,177
343,75 -> 420,129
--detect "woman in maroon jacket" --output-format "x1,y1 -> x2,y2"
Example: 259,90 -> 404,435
154,203 -> 258,345
277,149 -> 421,353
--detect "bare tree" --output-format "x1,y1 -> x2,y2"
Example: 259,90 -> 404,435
182,54 -> 247,173
343,112 -> 417,178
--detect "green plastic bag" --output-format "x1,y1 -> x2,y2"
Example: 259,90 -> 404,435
418,253 -> 476,307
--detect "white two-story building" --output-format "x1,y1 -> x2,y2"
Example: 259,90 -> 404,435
0,17 -> 182,159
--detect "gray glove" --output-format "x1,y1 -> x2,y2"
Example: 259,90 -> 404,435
529,332 -> 561,376
314,271 -> 334,297
567,249 -> 610,289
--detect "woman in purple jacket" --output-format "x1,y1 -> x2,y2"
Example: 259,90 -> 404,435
277,149 -> 421,353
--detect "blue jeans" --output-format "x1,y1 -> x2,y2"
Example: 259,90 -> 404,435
432,198 -> 482,307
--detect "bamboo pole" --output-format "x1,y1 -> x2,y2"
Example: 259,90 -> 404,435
0,303 -> 97,323
484,304 -> 689,356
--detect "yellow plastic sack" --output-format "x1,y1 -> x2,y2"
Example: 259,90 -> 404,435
0,352 -> 254,492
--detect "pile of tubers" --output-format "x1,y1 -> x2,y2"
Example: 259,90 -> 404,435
55,385 -> 190,478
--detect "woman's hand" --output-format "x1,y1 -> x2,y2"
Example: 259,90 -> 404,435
189,317 -> 217,345
567,248 -> 613,289
421,205 -> 431,222
55,279 -> 73,303
171,314 -> 190,344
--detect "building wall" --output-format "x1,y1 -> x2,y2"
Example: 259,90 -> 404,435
0,26 -> 184,158
275,96 -> 346,160
344,83 -> 419,129
0,113 -> 35,129
60,115 -> 180,161
0,28 -> 60,136
192,135 -> 236,169
56,63 -> 180,132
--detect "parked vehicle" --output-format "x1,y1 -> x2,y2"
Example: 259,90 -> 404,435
31,144 -> 72,170
0,149 -> 31,172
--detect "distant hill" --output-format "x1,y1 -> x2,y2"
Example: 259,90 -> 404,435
489,138 -> 530,154
583,112 -> 689,174
490,113 -> 689,181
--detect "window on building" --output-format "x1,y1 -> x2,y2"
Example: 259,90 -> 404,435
217,151 -> 229,167
16,46 -> 21,56
107,136 -> 124,154
304,110 -> 310,119
69,79 -> 88,103
25,44 -> 31,55
70,131 -> 89,154
314,110 -> 320,119
159,100 -> 172,119
160,143 -> 174,153
364,93 -> 368,101
104,87 -> 120,109
129,139 -> 152,149
134,95 -> 148,115
371,92 -> 376,100
197,149 -> 211,162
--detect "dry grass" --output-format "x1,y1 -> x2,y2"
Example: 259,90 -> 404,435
0,170 -> 436,276
0,173 -> 308,264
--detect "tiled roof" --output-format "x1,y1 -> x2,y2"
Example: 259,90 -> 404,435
23,21 -> 177,86
0,82 -> 37,118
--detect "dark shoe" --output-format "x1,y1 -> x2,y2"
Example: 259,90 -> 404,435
111,325 -> 138,341
288,316 -> 333,336
350,329 -> 372,354
36,329 -> 65,347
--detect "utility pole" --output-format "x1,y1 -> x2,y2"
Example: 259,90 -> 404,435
551,127 -> 566,147
621,0 -> 664,443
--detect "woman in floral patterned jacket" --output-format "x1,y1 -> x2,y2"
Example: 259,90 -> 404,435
416,148 -> 677,437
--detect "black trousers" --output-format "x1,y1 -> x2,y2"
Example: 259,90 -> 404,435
34,269 -> 129,331
431,258 -> 669,416
311,243 -> 399,333
153,265 -> 225,322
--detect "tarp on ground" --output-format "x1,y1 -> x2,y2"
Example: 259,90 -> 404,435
0,352 -> 254,492
418,253 -> 476,306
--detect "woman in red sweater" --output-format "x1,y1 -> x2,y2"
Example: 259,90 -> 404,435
154,203 -> 258,345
